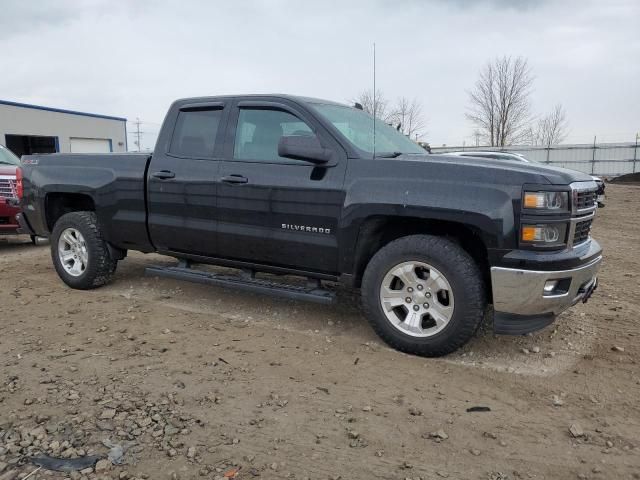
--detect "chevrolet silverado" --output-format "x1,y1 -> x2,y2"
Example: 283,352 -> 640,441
16,95 -> 602,356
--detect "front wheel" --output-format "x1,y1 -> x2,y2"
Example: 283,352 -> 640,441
361,235 -> 486,357
50,211 -> 117,290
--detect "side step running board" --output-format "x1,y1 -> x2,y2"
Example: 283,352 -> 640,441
145,265 -> 336,305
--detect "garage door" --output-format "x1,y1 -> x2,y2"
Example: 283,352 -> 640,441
69,138 -> 112,153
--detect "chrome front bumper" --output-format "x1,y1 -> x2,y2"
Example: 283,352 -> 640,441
491,255 -> 602,318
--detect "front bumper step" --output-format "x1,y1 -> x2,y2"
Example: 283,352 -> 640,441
493,312 -> 556,335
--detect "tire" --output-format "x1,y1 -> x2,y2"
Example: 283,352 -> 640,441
50,211 -> 117,290
361,234 -> 485,357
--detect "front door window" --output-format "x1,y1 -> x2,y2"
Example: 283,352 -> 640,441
233,108 -> 313,162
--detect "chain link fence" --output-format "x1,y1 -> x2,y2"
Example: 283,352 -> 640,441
431,142 -> 639,177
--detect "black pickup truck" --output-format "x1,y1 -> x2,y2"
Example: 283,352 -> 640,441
17,95 -> 602,356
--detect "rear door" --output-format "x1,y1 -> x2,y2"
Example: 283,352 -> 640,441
216,99 -> 347,274
147,101 -> 228,256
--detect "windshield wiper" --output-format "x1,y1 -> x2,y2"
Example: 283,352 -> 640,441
376,151 -> 403,158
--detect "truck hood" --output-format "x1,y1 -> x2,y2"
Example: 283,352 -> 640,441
401,154 -> 593,185
0,165 -> 17,176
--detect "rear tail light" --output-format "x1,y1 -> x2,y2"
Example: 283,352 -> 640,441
15,167 -> 23,200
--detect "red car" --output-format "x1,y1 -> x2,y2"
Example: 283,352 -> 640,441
0,144 -> 23,238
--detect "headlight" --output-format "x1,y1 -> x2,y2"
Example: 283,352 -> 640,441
523,191 -> 568,211
521,223 -> 567,248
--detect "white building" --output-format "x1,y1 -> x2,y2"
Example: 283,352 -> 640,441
0,99 -> 127,157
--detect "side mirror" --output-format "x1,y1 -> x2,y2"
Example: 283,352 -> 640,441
277,135 -> 330,164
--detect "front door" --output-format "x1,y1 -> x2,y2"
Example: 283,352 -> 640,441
216,99 -> 347,274
147,102 -> 227,256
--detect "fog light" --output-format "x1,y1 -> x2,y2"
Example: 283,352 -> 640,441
543,280 -> 558,295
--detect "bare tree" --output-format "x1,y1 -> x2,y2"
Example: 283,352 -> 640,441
390,97 -> 426,140
466,56 -> 534,146
529,104 -> 569,147
353,89 -> 393,123
353,90 -> 427,140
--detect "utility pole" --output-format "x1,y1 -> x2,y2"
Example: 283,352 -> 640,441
131,118 -> 144,152
473,130 -> 480,147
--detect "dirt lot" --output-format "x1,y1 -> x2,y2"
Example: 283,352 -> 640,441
1,184 -> 639,480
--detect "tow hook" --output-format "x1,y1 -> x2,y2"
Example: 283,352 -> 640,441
582,278 -> 598,303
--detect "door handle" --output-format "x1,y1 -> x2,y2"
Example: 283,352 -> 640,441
152,170 -> 175,180
220,175 -> 248,184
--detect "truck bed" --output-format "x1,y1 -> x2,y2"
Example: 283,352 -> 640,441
20,153 -> 153,251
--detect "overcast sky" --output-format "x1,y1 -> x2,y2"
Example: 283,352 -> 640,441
1,0 -> 638,149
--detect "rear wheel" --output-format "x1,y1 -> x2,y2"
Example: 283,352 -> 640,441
361,235 -> 485,357
50,211 -> 117,289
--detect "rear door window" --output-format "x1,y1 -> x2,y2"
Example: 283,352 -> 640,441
170,108 -> 223,158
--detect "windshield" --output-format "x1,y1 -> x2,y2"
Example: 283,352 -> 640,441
0,145 -> 20,166
311,103 -> 426,157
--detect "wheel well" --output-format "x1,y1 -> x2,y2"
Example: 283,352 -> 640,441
353,216 -> 491,299
45,193 -> 95,231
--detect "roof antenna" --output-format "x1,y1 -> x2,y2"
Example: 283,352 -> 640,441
373,42 -> 376,159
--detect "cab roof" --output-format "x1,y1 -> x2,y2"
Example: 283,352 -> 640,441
174,94 -> 347,107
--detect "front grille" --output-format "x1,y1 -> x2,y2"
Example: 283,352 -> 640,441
0,178 -> 17,198
575,190 -> 597,210
573,218 -> 593,244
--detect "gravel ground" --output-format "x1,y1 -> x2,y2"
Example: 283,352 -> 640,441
1,184 -> 639,480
